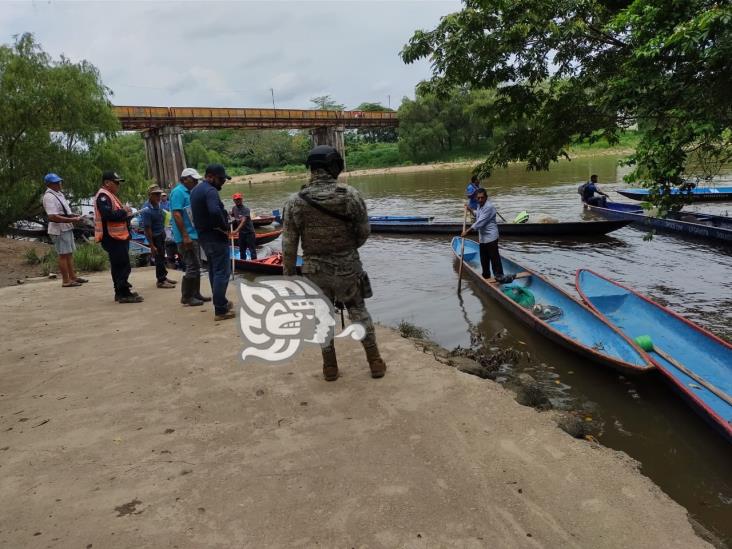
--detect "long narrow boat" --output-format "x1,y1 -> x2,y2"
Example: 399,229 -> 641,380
586,201 -> 732,244
271,211 -> 434,226
617,186 -> 732,202
374,219 -> 630,237
576,270 -> 732,442
229,248 -> 303,275
368,215 -> 434,223
451,238 -> 653,374
252,215 -> 275,227
132,229 -> 282,246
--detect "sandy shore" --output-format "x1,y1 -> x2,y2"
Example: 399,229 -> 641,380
230,148 -> 635,186
0,269 -> 710,548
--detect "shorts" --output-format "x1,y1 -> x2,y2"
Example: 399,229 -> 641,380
50,230 -> 76,255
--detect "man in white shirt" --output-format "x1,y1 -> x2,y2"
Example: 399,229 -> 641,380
42,173 -> 86,287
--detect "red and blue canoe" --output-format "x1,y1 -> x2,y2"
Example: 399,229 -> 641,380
576,269 -> 732,442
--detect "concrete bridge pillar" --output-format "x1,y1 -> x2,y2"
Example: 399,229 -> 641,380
310,126 -> 346,170
142,126 -> 187,188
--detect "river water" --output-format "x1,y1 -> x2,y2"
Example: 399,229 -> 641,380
227,155 -> 732,545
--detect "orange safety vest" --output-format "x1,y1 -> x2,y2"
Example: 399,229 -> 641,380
94,187 -> 130,242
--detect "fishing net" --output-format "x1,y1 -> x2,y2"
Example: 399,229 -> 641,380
501,286 -> 535,308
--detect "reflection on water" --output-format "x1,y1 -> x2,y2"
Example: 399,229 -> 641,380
231,155 -> 732,544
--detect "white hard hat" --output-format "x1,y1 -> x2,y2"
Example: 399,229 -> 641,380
180,167 -> 202,180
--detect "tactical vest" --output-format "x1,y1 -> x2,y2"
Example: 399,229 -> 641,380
94,188 -> 130,242
296,186 -> 359,255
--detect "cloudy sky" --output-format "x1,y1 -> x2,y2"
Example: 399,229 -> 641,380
1,0 -> 461,110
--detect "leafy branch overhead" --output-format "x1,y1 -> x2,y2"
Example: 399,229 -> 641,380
0,33 -> 150,230
401,0 -> 732,202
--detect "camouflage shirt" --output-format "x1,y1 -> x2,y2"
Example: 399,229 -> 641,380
282,169 -> 370,276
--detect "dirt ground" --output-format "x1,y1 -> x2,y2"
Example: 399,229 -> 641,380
0,269 -> 711,548
0,237 -> 53,288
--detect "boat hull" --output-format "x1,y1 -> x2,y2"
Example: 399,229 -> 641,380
452,238 -> 652,374
229,249 -> 302,275
252,216 -> 275,227
373,220 -> 630,236
617,187 -> 732,202
587,202 -> 732,244
575,269 -> 732,442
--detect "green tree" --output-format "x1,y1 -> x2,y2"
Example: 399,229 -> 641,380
354,102 -> 398,143
310,95 -> 345,111
397,87 -> 497,162
402,1 -> 732,208
90,133 -> 151,204
0,33 -> 131,229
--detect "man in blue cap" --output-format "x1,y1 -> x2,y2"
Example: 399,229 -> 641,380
190,164 -> 235,321
41,173 -> 87,287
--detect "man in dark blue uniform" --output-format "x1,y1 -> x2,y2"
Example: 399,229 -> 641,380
190,164 -> 235,321
95,171 -> 143,303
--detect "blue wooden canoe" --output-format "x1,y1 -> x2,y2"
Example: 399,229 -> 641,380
586,201 -> 732,244
617,186 -> 732,202
451,238 -> 653,374
576,269 -> 732,442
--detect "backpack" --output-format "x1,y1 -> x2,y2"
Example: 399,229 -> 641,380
577,182 -> 588,196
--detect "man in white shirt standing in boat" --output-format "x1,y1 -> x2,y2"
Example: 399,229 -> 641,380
461,188 -> 505,281
41,173 -> 87,287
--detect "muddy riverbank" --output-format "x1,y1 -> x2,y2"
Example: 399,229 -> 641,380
0,270 -> 713,548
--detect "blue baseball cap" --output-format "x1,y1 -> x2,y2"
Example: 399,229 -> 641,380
44,173 -> 63,185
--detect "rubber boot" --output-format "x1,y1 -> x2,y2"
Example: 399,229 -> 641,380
322,346 -> 339,381
193,276 -> 212,302
181,278 -> 203,306
363,343 -> 386,379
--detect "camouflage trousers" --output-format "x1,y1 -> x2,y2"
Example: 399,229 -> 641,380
304,269 -> 378,356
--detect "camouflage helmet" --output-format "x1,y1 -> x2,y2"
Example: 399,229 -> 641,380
305,145 -> 344,172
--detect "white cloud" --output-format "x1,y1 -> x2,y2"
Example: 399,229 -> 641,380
1,0 -> 460,109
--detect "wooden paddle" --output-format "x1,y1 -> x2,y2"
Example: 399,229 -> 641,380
635,335 -> 732,406
457,205 -> 468,295
230,230 -> 237,280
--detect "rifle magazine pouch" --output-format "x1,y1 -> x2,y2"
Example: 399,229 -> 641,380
360,271 -> 373,299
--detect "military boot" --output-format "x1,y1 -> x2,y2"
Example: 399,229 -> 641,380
363,343 -> 386,379
322,347 -> 339,381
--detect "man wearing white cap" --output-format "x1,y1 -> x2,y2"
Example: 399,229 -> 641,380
170,168 -> 210,306
41,173 -> 87,287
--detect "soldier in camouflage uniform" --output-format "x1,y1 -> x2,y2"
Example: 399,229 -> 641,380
282,145 -> 386,381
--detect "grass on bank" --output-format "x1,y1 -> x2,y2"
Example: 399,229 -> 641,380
25,242 -> 109,275
398,320 -> 431,340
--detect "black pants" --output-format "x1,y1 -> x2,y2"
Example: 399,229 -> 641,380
238,231 -> 257,260
101,236 -> 132,297
151,233 -> 169,282
479,240 -> 503,279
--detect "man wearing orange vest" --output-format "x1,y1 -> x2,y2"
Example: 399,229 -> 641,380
94,171 -> 143,303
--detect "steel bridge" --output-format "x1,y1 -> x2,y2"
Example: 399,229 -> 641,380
113,106 -> 398,131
